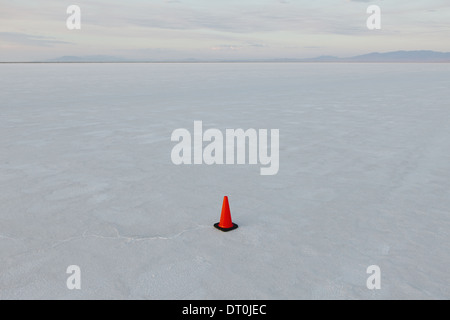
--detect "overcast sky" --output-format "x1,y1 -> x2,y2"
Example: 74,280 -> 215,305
1,0 -> 450,61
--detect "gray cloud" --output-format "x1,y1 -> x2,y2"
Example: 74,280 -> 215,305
0,32 -> 72,47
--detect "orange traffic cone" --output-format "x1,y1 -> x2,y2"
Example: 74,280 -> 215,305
214,196 -> 238,232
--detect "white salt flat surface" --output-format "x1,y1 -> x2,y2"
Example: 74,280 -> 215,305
0,63 -> 449,299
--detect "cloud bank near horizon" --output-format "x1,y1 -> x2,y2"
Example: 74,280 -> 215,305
1,0 -> 449,61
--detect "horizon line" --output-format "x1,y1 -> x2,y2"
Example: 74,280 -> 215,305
3,50 -> 450,64
2,61 -> 450,64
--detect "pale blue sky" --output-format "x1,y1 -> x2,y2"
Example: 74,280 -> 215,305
1,0 -> 450,61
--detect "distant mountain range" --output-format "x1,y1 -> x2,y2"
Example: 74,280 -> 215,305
46,55 -> 128,63
40,50 -> 450,63
301,51 -> 450,63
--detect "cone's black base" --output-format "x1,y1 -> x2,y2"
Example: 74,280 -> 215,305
214,223 -> 238,232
